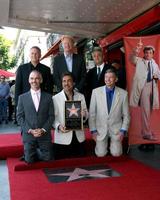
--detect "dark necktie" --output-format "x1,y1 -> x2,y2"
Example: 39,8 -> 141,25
147,61 -> 152,82
97,67 -> 101,80
107,91 -> 112,113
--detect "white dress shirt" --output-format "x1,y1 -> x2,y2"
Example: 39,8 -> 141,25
30,89 -> 41,111
97,62 -> 105,74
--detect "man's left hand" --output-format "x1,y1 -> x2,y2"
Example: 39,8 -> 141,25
119,132 -> 124,142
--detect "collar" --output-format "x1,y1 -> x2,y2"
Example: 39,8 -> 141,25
30,89 -> 41,95
97,62 -> 104,71
105,86 -> 115,93
30,61 -> 41,68
63,89 -> 74,100
64,53 -> 73,58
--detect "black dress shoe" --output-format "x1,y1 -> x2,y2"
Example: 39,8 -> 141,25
138,144 -> 155,151
138,144 -> 146,150
19,155 -> 25,161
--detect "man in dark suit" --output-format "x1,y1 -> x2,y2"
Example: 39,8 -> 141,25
85,47 -> 111,107
53,35 -> 86,93
111,60 -> 126,89
15,46 -> 53,107
17,70 -> 54,163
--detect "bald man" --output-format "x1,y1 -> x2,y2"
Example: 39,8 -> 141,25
17,70 -> 54,163
15,46 -> 53,107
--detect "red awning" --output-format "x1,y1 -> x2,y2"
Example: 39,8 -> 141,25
0,69 -> 15,78
40,39 -> 61,60
98,6 -> 160,47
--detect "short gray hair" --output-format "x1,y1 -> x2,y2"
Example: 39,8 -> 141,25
92,47 -> 103,54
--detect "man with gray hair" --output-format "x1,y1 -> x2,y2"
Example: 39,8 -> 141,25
53,35 -> 86,93
85,47 -> 111,107
89,68 -> 130,157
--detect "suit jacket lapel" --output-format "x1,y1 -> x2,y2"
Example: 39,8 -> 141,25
72,54 -> 76,74
109,87 -> 120,114
100,64 -> 107,80
28,91 -> 37,112
94,67 -> 99,82
62,54 -> 69,72
61,90 -> 67,100
100,87 -> 108,115
37,92 -> 44,112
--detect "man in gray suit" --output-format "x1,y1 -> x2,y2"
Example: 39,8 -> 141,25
89,68 -> 130,157
17,70 -> 54,163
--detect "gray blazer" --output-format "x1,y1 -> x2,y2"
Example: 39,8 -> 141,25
17,91 -> 54,142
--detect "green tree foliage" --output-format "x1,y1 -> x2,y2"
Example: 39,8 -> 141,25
0,35 -> 16,70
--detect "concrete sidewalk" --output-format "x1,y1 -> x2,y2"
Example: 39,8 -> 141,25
0,121 -> 20,134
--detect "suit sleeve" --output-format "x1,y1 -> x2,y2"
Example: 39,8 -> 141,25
89,89 -> 97,131
52,96 -> 61,130
42,96 -> 54,132
53,57 -> 62,92
15,65 -> 22,106
16,95 -> 31,133
121,92 -> 130,131
45,67 -> 53,94
76,56 -> 86,92
81,94 -> 88,121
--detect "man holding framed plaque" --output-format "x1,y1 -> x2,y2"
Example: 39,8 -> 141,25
53,72 -> 88,159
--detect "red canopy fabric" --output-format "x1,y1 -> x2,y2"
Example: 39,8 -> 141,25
98,6 -> 160,47
40,39 -> 61,60
0,69 -> 15,78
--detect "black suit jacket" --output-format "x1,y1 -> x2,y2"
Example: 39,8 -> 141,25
85,63 -> 110,107
53,53 -> 86,92
17,91 -> 54,142
15,62 -> 53,105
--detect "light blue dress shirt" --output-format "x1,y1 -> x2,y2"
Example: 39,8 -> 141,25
65,53 -> 73,72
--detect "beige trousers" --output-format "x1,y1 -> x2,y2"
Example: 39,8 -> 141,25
140,82 -> 153,136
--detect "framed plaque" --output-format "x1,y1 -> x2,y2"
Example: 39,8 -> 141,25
65,100 -> 83,130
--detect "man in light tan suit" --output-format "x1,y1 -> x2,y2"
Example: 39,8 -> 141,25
130,46 -> 160,140
89,68 -> 130,157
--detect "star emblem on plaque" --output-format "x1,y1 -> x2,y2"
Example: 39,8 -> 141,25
65,101 -> 82,130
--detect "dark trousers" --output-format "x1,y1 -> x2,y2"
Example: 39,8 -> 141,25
24,139 -> 53,163
54,132 -> 86,160
0,98 -> 8,122
8,97 -> 13,121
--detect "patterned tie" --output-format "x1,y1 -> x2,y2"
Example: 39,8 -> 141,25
34,92 -> 40,111
147,61 -> 152,82
97,67 -> 101,80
